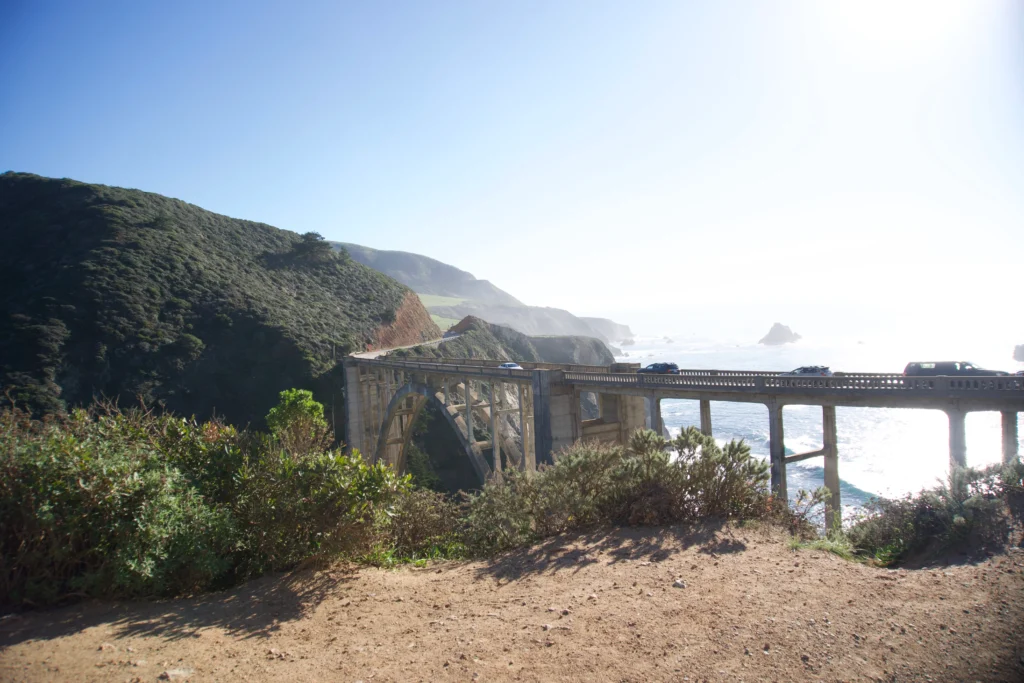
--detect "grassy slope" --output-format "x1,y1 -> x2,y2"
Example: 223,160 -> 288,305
0,172 -> 427,428
417,293 -> 466,308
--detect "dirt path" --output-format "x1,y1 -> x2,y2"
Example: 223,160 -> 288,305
2,525 -> 1022,682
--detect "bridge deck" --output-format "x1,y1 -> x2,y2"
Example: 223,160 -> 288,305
353,357 -> 1024,411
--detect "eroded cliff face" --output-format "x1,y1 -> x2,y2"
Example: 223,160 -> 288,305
529,336 -> 615,366
370,291 -> 442,350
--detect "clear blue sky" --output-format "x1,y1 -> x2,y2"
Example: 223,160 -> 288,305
3,1 -> 1022,341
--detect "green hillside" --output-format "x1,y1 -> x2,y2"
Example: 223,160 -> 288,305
0,173 -> 438,428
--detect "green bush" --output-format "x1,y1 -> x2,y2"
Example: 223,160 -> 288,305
460,428 -> 776,554
0,406 -> 235,604
0,391 -> 408,606
385,488 -> 464,559
846,464 -> 1014,565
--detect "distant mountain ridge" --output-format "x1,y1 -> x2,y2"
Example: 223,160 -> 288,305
337,242 -> 633,343
337,243 -> 522,307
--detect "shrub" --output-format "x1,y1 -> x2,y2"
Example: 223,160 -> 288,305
386,488 -> 464,559
230,440 -> 407,576
0,405 -> 235,604
846,464 -> 1012,565
461,428 -> 776,554
0,391 -> 408,606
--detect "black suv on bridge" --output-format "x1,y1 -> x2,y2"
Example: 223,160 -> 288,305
637,362 -> 680,375
904,361 -> 1009,377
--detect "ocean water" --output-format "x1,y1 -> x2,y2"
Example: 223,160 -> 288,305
615,334 -> 1022,518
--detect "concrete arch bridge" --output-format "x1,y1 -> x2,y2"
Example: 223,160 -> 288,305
345,356 -> 1024,526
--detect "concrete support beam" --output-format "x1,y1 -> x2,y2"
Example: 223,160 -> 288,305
768,400 -> 787,501
1002,411 -> 1019,464
491,381 -> 502,475
648,394 -> 663,436
464,377 -> 474,444
699,400 -> 712,436
947,408 -> 967,470
344,362 -> 365,456
822,405 -> 840,531
532,370 -> 554,466
518,383 -> 526,471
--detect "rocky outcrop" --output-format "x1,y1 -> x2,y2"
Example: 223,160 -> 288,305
759,323 -> 802,346
430,302 -> 609,340
529,336 -> 615,366
370,292 -> 442,350
1015,345 -> 1024,362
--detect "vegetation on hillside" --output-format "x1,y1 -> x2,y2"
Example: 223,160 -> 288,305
0,172 -> 437,428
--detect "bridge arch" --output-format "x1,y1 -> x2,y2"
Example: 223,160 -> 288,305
372,382 -> 492,484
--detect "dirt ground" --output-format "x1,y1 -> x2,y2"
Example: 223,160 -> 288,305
1,524 -> 1022,682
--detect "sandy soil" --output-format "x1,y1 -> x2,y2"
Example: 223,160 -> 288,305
2,523 -> 1022,682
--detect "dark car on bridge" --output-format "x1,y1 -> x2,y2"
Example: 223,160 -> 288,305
904,361 -> 1009,377
637,362 -> 680,374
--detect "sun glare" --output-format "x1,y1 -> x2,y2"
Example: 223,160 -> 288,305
828,0 -> 984,65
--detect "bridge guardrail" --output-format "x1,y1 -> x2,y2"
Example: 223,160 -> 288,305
356,357 -> 534,380
354,357 -> 1024,397
563,370 -> 1024,395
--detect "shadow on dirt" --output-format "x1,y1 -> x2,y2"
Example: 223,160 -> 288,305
0,567 -> 354,648
475,518 -> 747,583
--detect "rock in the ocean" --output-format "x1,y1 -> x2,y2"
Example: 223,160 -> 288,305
759,323 -> 802,346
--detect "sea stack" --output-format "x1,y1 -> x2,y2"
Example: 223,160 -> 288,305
759,323 -> 802,346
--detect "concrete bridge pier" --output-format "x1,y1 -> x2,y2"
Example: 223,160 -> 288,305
699,400 -> 712,436
648,394 -> 664,436
946,408 -> 967,470
1003,411 -> 1019,464
767,400 -> 786,500
822,406 -> 840,530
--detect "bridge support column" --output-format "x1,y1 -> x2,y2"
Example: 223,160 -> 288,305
1002,411 -> 1019,464
532,370 -> 554,466
946,408 -> 967,470
768,400 -> 787,501
491,381 -> 501,475
344,360 -> 366,456
648,394 -> 663,436
699,400 -> 712,436
822,406 -> 840,530
464,377 -> 474,444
